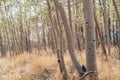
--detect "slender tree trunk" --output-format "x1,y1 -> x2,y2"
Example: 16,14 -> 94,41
35,24 -> 41,51
101,0 -> 111,55
112,0 -> 120,59
93,7 -> 108,59
0,32 -> 6,57
41,19 -> 46,51
68,0 -> 73,34
74,0 -> 80,50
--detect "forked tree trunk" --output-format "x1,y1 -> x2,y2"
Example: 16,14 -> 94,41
53,0 -> 86,77
46,0 -> 68,79
82,0 -> 98,80
55,6 -> 68,80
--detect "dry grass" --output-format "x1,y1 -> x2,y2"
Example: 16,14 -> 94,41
0,48 -> 119,80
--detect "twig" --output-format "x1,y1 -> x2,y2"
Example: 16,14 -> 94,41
71,1 -> 82,6
80,71 -> 95,80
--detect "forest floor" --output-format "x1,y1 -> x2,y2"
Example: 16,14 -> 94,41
0,47 -> 120,80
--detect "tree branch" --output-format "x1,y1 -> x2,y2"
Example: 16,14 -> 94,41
71,1 -> 82,6
80,71 -> 95,80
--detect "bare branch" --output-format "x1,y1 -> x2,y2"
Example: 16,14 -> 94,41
80,71 -> 95,80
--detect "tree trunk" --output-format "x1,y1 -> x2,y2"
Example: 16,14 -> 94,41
93,7 -> 108,59
55,6 -> 68,79
82,0 -> 98,80
101,0 -> 111,55
0,32 -> 6,57
47,0 -> 68,79
53,0 -> 86,77
112,0 -> 120,59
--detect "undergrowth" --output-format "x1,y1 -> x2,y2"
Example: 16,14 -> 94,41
0,48 -> 119,80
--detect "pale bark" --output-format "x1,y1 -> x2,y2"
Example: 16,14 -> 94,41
82,0 -> 98,80
47,0 -> 68,79
55,7 -> 68,79
53,0 -> 86,77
